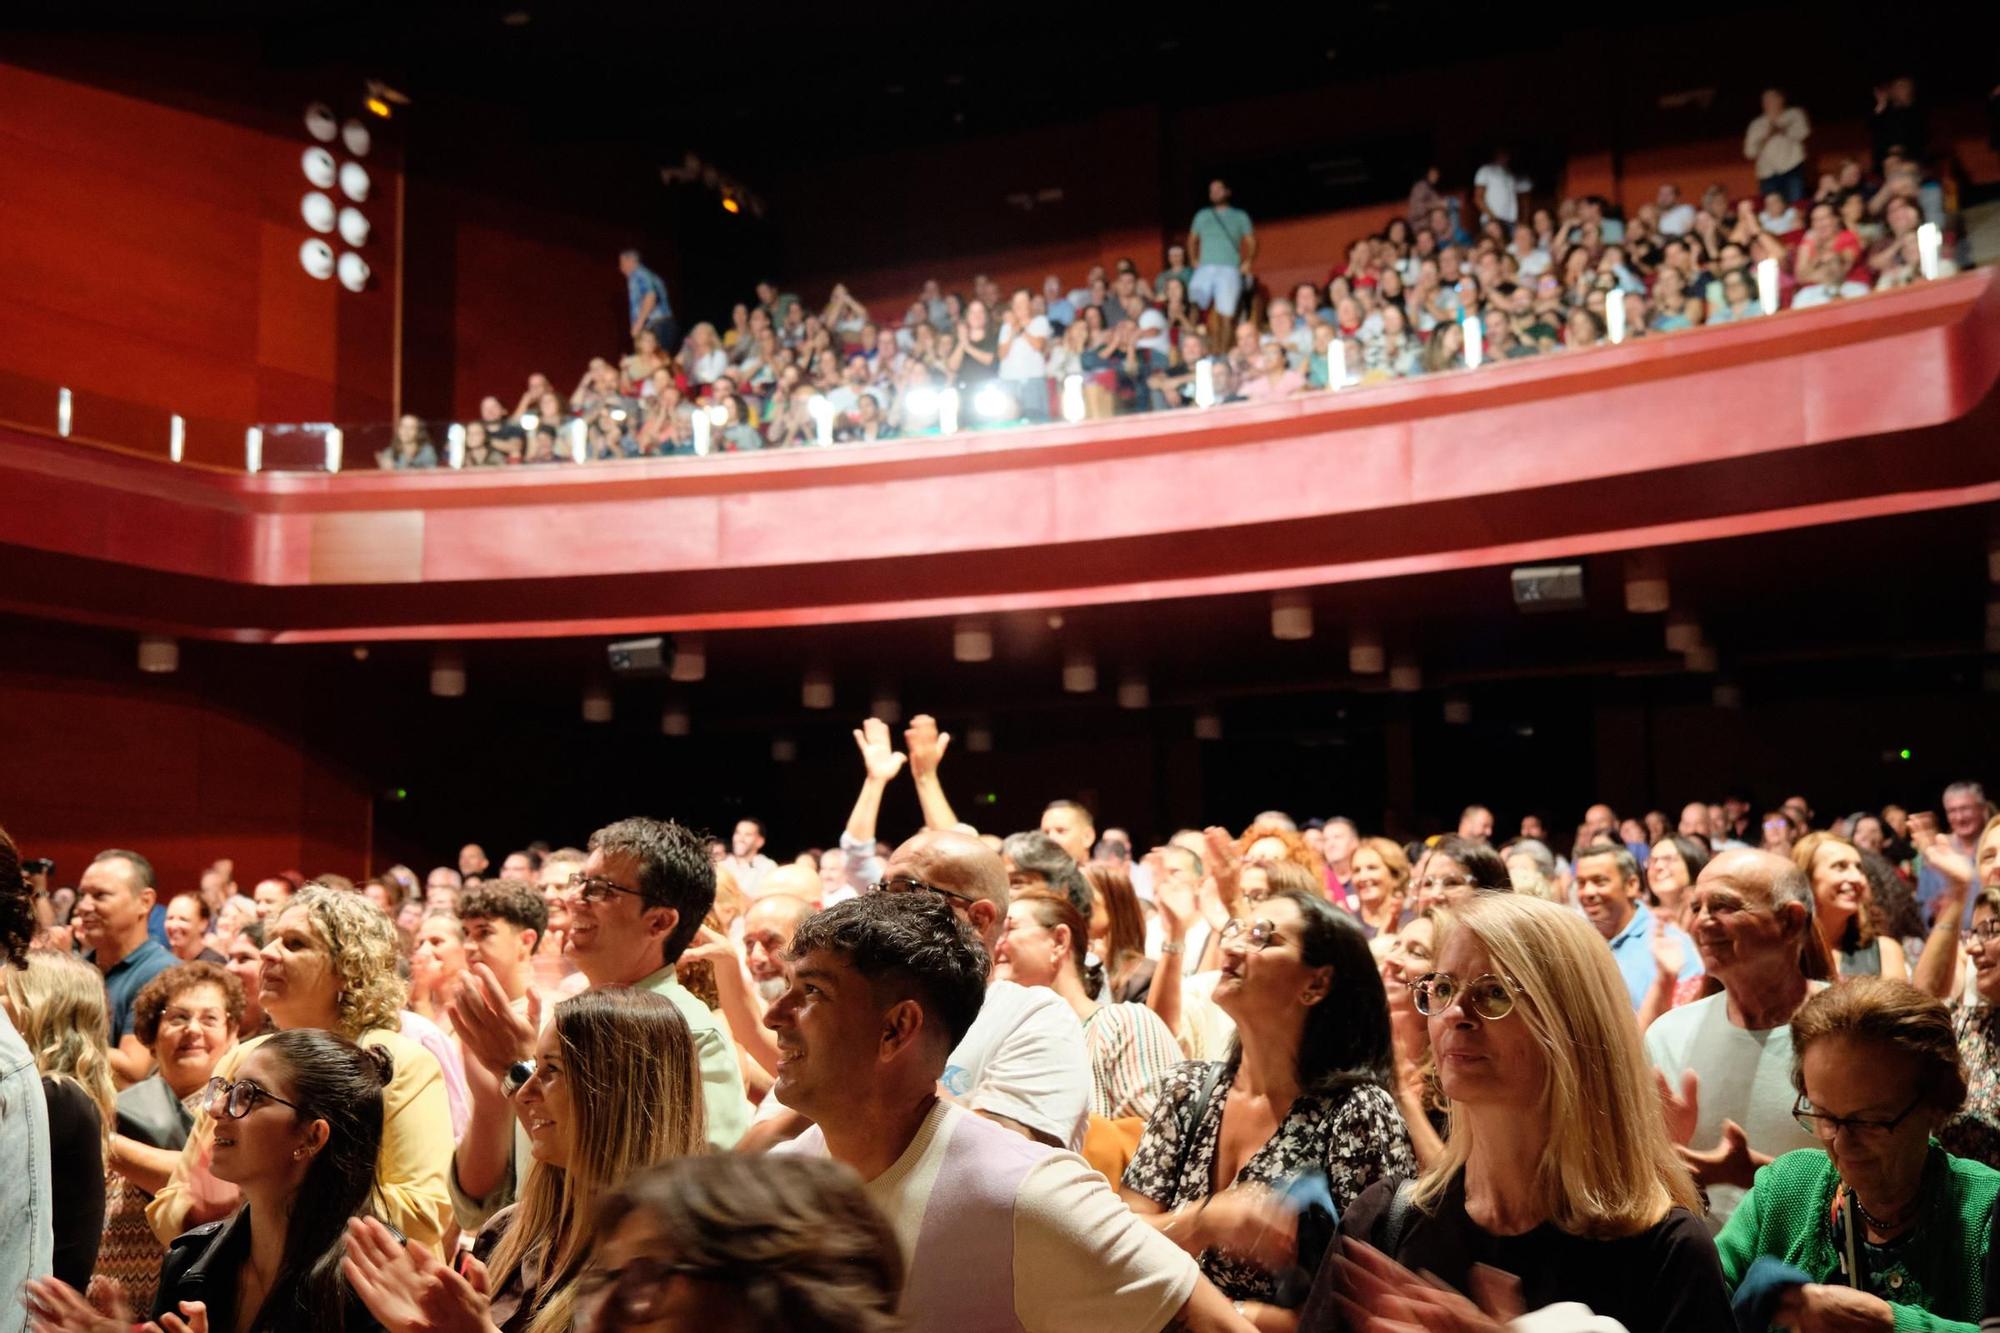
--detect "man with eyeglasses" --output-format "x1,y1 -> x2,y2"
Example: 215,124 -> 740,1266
1644,848 -> 1827,1228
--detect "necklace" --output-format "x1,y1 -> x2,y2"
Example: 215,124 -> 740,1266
1849,1187 -> 1921,1237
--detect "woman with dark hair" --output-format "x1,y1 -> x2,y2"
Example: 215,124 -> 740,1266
27,1027 -> 394,1333
1122,888 -> 1415,1324
1411,836 -> 1512,912
1645,834 -> 1711,924
1083,861 -> 1153,1004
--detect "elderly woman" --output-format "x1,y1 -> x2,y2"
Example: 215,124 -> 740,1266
1307,893 -> 1732,1332
1717,978 -> 2000,1329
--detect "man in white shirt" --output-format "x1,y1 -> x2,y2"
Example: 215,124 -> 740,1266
1656,183 -> 1697,236
770,892 -> 1250,1333
1645,849 -> 1825,1229
1790,253 -> 1871,309
1473,148 -> 1531,226
723,817 -> 777,896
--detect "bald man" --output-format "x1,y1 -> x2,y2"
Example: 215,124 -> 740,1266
1643,848 -> 1826,1228
753,862 -> 820,904
879,829 -> 1090,1151
742,894 -> 816,1002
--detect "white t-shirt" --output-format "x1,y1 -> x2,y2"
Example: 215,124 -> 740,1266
786,1100 -> 1198,1333
1473,163 -> 1530,223
1643,988 -> 1826,1228
1658,203 -> 1697,236
943,979 -> 1090,1151
999,315 -> 1053,379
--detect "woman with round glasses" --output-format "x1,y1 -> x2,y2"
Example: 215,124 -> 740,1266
148,887 -> 454,1255
27,1027 -> 393,1333
1123,888 -> 1414,1322
340,986 -> 705,1333
1305,893 -> 1731,1332
1407,836 -> 1511,913
1715,977 -> 2000,1329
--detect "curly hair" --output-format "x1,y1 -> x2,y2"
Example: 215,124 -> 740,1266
282,887 -> 408,1037
596,1155 -> 904,1333
132,960 -> 246,1046
0,824 -> 35,969
1237,821 -> 1328,883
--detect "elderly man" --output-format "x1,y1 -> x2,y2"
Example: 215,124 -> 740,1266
1678,801 -> 1715,847
770,893 -> 1249,1333
742,893 -> 816,1003
74,849 -> 177,1082
1920,781 -> 1989,924
1644,848 -> 1827,1228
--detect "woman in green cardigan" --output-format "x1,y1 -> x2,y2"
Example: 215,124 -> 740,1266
1718,977 -> 2000,1331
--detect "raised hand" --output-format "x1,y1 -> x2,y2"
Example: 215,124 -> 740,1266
1650,914 -> 1687,980
1677,1118 -> 1766,1191
853,717 -> 908,784
449,963 -> 540,1078
1149,850 -> 1197,938
903,714 -> 951,780
1654,1067 -> 1700,1146
1203,826 -> 1244,909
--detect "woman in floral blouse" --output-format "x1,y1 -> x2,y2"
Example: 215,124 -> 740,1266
1913,815 -> 2000,1168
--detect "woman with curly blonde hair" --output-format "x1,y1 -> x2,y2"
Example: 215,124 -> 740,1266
1,950 -> 115,1288
147,886 -> 455,1254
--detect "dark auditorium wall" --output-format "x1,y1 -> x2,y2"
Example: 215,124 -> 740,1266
0,61 -> 398,456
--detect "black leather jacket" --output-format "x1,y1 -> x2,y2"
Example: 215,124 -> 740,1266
155,1208 -> 386,1332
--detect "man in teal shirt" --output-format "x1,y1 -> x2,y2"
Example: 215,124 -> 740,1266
1186,179 -> 1257,328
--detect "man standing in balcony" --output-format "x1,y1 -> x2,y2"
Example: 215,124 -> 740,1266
620,249 -> 677,352
1474,147 -> 1531,228
1186,179 -> 1255,345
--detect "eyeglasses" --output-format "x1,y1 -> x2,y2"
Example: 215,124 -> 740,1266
563,873 -> 645,906
867,876 -> 978,908
1969,921 -> 2000,942
1220,918 -> 1286,949
578,1256 -> 745,1331
1792,1092 -> 1926,1142
160,1008 -> 229,1034
1416,875 -> 1475,895
1411,972 -> 1524,1020
204,1076 -> 302,1120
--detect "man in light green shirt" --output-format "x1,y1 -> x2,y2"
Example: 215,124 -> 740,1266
1186,178 -> 1257,324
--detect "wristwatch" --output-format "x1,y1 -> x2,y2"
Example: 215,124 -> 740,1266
501,1058 -> 536,1097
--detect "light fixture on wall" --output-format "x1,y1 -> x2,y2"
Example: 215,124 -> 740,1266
1349,626 -> 1385,674
1062,650 -> 1097,694
301,192 -> 336,232
661,703 -> 691,736
340,118 -> 372,156
302,146 -> 336,188
430,647 -> 466,697
802,669 -> 834,710
953,620 -> 993,663
1194,710 -> 1223,740
582,682 -> 613,723
337,252 -> 370,293
299,238 -> 334,279
1388,656 -> 1423,692
1271,591 -> 1313,641
670,634 -> 707,682
337,207 -> 370,247
338,162 -> 371,203
304,103 -> 339,142
1116,674 -> 1150,709
137,635 -> 179,674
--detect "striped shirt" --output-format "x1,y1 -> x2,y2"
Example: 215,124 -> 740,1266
1081,1002 -> 1183,1122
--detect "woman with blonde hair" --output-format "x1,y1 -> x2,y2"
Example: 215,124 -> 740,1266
1,950 -> 115,1288
1347,837 -> 1410,941
1306,893 -> 1732,1331
342,986 -> 704,1333
1796,831 -> 1908,980
148,886 -> 455,1254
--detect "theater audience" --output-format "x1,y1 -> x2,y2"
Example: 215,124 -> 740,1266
29,1028 -> 395,1333
1123,889 -> 1415,1321
1347,839 -> 1410,941
1717,979 -> 2000,1329
1305,893 -> 1733,1331
73,849 -> 175,1085
147,887 -> 455,1255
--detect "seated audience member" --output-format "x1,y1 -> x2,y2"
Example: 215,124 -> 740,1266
223,919 -> 274,1038
456,879 -> 549,1017
1791,251 -> 1872,307
346,986 -> 705,1333
408,911 -> 470,1029
1001,831 -> 1093,921
1797,831 -> 1908,980
770,892 -> 1250,1332
1573,842 -> 1699,1010
3,951 -> 114,1289
1645,849 -> 1831,1228
1347,838 -> 1412,941
148,887 -> 455,1255
1645,833 -> 1710,927
99,962 -> 243,1313
451,818 -> 748,1153
30,1029 -> 396,1333
1084,860 -> 1156,1004
1379,909 -> 1450,1169
1305,893 -> 1734,1331
0,825 -> 54,1311
1717,979 -> 2000,1329
251,876 -> 296,920
377,415 -> 439,470
1124,889 -> 1416,1321
1706,268 -> 1762,324
1911,817 -> 2000,1167
74,848 -> 177,1085
1410,836 -> 1513,911
162,893 -> 224,965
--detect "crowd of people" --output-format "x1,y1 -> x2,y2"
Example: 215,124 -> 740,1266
3,706 -> 1999,1332
374,79 -> 1972,470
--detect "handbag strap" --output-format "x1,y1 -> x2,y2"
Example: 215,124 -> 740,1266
1171,1061 -> 1227,1196
1377,1177 -> 1420,1255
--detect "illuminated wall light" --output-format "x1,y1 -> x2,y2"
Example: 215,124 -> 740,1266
567,418 -> 587,463
302,147 -> 336,188
244,426 -> 263,474
365,95 -> 392,119
802,669 -> 835,710
965,722 -> 994,753
337,207 -> 370,247
1664,608 -> 1704,653
300,239 -> 334,280
1756,259 -> 1780,316
691,409 -> 712,455
520,411 -> 540,436
1622,553 -> 1669,613
1461,315 -> 1484,369
1116,675 -> 1150,710
169,414 -> 185,462
430,647 -> 466,697
1684,644 -> 1720,673
1443,695 -> 1472,725
339,161 -> 371,202
670,634 -> 707,682
1061,375 -> 1085,423
721,195 -> 741,214
938,388 -> 960,434
661,703 -> 691,737
446,422 -> 466,468
304,103 -> 338,142
137,635 -> 179,674
1271,591 -> 1313,641
808,394 -> 834,447
1194,359 -> 1215,407
324,426 -> 344,474
870,690 -> 902,724
582,682 -> 613,723
1061,651 -> 1097,694
1328,335 -> 1348,389
341,119 -> 372,155
1194,710 -> 1223,741
1348,626 -> 1385,675
57,387 -> 72,438
1388,656 -> 1423,692
337,252 -> 370,293
953,620 -> 993,663
971,382 -> 1013,422
1917,223 -> 1941,281
771,737 -> 798,764
1606,287 -> 1627,344
302,191 -> 336,232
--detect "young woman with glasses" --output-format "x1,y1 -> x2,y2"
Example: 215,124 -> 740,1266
1715,977 -> 2000,1329
1121,888 -> 1415,1325
26,1027 -> 394,1333
1306,892 -> 1732,1332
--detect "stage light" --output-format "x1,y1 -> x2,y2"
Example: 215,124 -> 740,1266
56,387 -> 71,438
1193,358 -> 1215,407
304,103 -> 338,142
1684,644 -> 1719,673
325,426 -> 344,474
953,620 -> 993,663
520,411 -> 539,435
971,382 -> 1012,422
138,635 -> 179,674
1622,553 -> 1668,613
567,418 -> 587,462
302,147 -> 336,188
169,415 -> 185,463
1917,224 -> 1940,280
691,410 -> 711,455
341,119 -> 373,155
1461,315 -> 1484,370
661,704 -> 690,736
1756,259 -> 1779,316
870,689 -> 902,724
1061,375 -> 1085,422
1117,675 -> 1149,710
337,207 -> 370,247
705,404 -> 728,425
244,426 -> 263,474
721,195 -> 740,214
808,394 -> 834,447
1328,335 -> 1348,389
337,252 -> 370,293
1271,591 -> 1313,641
339,162 -> 371,202
1665,609 -> 1703,653
1389,656 -> 1422,692
1348,626 -> 1385,674
302,191 -> 336,232
609,408 -> 627,422
365,95 -> 392,119
582,682 -> 613,723
904,385 -> 938,420
300,238 -> 334,279
1606,289 -> 1627,344
1194,711 -> 1223,740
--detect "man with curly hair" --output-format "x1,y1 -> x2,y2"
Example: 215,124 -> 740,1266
0,825 -> 55,1326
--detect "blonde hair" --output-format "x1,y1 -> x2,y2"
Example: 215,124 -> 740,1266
3,950 -> 117,1146
1354,837 -> 1412,896
488,986 -> 705,1333
1415,895 -> 1700,1236
283,887 -> 408,1038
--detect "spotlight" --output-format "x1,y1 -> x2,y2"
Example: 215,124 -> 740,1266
341,119 -> 373,157
904,386 -> 938,419
722,195 -> 741,214
1060,375 -> 1085,423
953,620 -> 993,663
338,162 -> 371,203
362,79 -> 410,116
301,192 -> 336,232
365,95 -> 392,119
336,252 -> 370,293
302,147 -> 337,188
971,382 -> 1013,422
337,207 -> 370,247
299,238 -> 334,279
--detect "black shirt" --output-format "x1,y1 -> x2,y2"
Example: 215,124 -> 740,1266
1300,1172 -> 1733,1333
44,1077 -> 105,1289
157,1208 -> 386,1332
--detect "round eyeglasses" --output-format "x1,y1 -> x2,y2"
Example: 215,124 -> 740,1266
1219,918 -> 1285,949
204,1075 -> 303,1120
1410,972 -> 1523,1021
